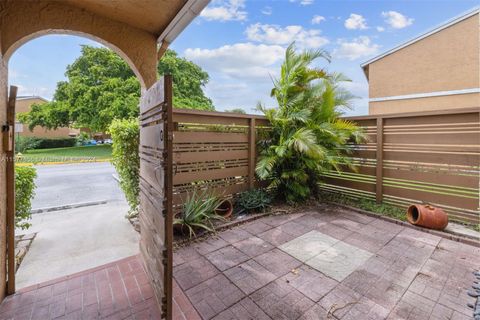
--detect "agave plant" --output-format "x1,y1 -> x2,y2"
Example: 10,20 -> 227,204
237,189 -> 271,213
256,42 -> 366,204
174,190 -> 224,238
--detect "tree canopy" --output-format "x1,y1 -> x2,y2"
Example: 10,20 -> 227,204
19,46 -> 213,133
158,50 -> 213,111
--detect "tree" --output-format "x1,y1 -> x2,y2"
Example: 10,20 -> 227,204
19,46 -> 213,133
256,43 -> 365,204
19,46 -> 140,133
158,49 -> 214,111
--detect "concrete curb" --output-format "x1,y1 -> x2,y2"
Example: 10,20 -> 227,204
31,200 -> 108,214
16,159 -> 112,166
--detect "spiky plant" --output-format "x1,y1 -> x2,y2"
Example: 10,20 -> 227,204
174,190 -> 224,238
256,42 -> 366,204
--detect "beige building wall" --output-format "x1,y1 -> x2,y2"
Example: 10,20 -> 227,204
366,13 -> 480,115
15,98 -> 79,138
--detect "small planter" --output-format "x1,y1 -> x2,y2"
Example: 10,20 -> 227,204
215,199 -> 233,219
406,204 -> 448,230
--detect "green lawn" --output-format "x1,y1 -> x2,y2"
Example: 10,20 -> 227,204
16,145 -> 112,164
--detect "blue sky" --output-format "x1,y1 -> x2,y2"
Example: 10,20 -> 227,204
8,0 -> 478,116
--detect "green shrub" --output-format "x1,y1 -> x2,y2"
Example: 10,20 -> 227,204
109,119 -> 139,217
15,136 -> 41,153
16,137 -> 76,152
76,132 -> 90,146
237,189 -> 271,213
318,191 -> 405,221
256,43 -> 366,204
15,166 -> 37,230
174,190 -> 224,238
36,137 -> 76,149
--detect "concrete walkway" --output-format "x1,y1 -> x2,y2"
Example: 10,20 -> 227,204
16,201 -> 139,289
174,206 -> 480,319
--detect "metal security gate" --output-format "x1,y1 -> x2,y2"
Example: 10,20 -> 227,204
138,76 -> 173,319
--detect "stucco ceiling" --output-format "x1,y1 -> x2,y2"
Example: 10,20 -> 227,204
64,0 -> 186,35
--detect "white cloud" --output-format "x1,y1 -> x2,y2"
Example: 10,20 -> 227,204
289,0 -> 314,6
184,43 -> 284,79
245,23 -> 329,48
184,43 -> 285,110
382,11 -> 414,29
311,15 -> 326,25
200,0 -> 247,22
344,13 -> 368,30
376,26 -> 385,32
261,6 -> 272,15
334,36 -> 380,61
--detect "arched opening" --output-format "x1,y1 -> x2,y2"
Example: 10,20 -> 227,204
5,30 -> 148,91
7,33 -> 144,291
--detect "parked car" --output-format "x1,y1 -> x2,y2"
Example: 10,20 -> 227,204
86,139 -> 97,146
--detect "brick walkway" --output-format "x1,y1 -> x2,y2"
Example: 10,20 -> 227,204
0,255 -> 199,320
174,205 -> 480,320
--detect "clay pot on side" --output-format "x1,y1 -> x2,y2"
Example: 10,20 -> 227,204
215,199 -> 233,219
406,204 -> 448,230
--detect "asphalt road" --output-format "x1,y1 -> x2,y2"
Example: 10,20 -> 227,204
31,162 -> 126,209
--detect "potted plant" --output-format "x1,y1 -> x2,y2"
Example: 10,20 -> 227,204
214,199 -> 234,218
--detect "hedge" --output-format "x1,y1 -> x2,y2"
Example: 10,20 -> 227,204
15,165 -> 37,230
16,136 -> 76,152
109,119 -> 139,218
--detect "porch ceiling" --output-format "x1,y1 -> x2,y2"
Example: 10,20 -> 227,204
64,0 -> 188,36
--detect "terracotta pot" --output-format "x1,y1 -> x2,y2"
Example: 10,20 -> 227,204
406,204 -> 448,230
215,199 -> 233,218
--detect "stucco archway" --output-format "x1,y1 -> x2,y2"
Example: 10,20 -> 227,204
0,1 -> 159,90
6,30 -> 150,91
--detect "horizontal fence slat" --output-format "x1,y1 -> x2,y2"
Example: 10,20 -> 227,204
174,131 -> 248,143
383,168 -> 479,190
174,150 -> 248,163
384,151 -> 479,166
173,183 -> 250,207
173,166 -> 248,185
383,186 -> 478,211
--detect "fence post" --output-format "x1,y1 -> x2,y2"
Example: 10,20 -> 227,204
376,117 -> 383,204
248,118 -> 256,189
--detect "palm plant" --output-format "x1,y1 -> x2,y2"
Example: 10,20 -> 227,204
173,190 -> 224,238
256,42 -> 366,204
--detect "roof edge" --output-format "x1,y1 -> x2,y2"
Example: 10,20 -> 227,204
16,96 -> 49,102
157,0 -> 210,52
360,6 -> 479,70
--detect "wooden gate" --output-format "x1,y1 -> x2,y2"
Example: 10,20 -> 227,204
138,76 -> 173,319
4,86 -> 17,295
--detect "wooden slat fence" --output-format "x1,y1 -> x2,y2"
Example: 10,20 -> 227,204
171,107 -> 480,224
322,108 -> 480,224
171,109 -> 269,213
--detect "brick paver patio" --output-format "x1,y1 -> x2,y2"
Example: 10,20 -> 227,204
174,205 -> 480,320
0,205 -> 478,319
